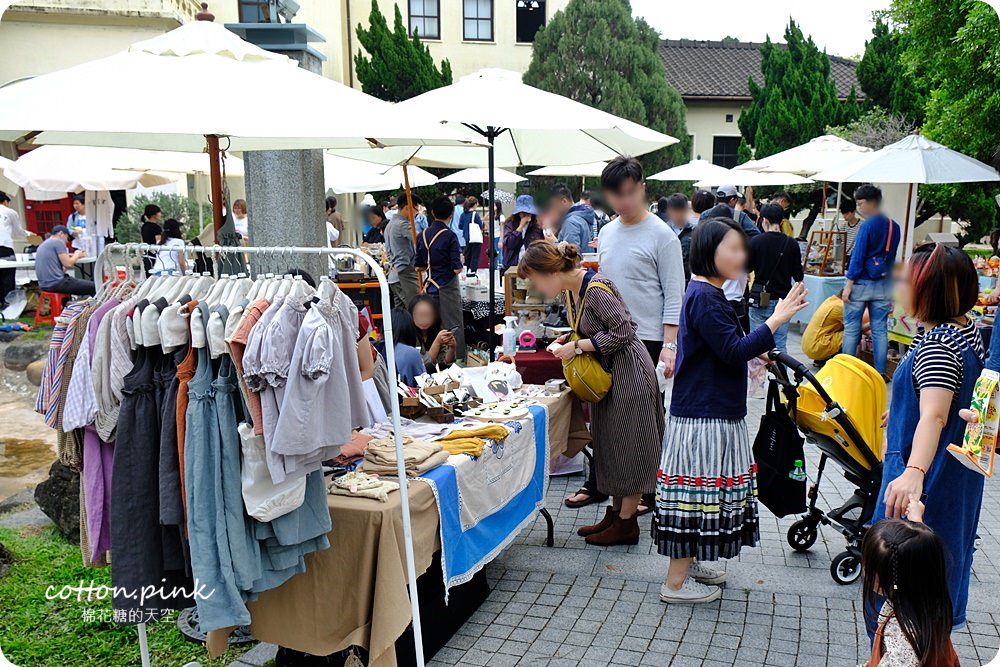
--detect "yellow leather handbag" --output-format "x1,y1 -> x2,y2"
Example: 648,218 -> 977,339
562,281 -> 614,403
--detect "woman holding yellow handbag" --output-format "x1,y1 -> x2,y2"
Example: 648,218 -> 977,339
518,240 -> 662,546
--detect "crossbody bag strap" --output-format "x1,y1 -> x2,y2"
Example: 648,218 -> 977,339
422,228 -> 449,290
567,279 -> 614,332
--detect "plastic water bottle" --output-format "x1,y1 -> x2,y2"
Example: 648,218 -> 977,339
789,459 -> 807,482
502,316 -> 518,357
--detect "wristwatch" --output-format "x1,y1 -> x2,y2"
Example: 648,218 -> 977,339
663,342 -> 678,352
574,340 -> 583,355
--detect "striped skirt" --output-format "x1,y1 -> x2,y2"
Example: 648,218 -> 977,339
651,416 -> 759,561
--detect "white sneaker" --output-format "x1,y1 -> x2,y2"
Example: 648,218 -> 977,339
688,560 -> 727,585
659,577 -> 722,604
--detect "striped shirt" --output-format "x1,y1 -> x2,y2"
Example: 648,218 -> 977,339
912,320 -> 985,394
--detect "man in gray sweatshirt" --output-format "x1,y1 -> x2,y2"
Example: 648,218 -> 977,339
386,192 -> 422,309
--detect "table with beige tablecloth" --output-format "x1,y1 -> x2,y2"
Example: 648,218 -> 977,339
248,388 -> 575,666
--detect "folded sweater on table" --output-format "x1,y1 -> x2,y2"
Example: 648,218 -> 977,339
360,449 -> 451,477
437,423 -> 511,457
360,434 -> 448,476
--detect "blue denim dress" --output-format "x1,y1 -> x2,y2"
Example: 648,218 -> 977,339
185,302 -> 253,631
869,324 -> 985,633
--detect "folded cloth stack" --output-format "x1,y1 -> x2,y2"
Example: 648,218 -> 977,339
332,431 -> 373,467
437,423 -> 511,457
328,471 -> 400,503
359,434 -> 450,476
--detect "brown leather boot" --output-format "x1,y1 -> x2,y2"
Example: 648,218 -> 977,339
577,507 -> 615,537
585,512 -> 640,546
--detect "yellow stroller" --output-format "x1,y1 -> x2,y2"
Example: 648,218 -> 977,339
768,352 -> 886,584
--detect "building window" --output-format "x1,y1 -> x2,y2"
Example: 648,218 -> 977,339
712,136 -> 741,169
464,0 -> 493,41
516,0 -> 546,43
239,0 -> 272,23
725,113 -> 734,123
409,0 -> 440,39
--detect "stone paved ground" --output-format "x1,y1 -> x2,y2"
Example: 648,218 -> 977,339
428,330 -> 1000,667
231,330 -> 1000,667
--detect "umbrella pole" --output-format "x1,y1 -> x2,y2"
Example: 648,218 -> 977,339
487,129 -> 497,361
402,164 -> 424,290
207,134 -> 224,235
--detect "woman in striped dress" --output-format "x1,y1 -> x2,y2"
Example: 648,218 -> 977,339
654,218 -> 807,604
519,240 -> 662,546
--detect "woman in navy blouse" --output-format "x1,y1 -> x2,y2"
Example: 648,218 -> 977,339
652,217 -> 808,604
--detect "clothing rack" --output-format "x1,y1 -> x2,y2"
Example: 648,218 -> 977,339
98,242 -> 427,667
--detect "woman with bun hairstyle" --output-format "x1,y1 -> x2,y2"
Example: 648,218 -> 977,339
518,239 -> 662,546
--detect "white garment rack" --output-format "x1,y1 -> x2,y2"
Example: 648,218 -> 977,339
98,242 -> 426,667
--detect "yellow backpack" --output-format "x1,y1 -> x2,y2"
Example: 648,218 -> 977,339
562,280 -> 614,403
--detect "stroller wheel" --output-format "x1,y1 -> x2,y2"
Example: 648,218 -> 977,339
830,551 -> 862,585
787,519 -> 819,552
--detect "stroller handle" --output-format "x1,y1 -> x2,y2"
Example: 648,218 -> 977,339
768,350 -> 837,407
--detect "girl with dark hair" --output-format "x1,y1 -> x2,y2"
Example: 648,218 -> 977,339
869,243 -> 985,634
409,294 -> 456,371
150,218 -> 187,275
459,196 -> 484,276
654,218 -> 807,604
373,309 -> 425,386
519,239 -> 662,547
363,207 -> 388,244
861,501 -> 959,666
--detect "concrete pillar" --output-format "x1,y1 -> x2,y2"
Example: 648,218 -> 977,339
243,47 -> 327,278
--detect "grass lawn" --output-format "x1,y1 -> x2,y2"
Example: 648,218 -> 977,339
0,523 -> 253,666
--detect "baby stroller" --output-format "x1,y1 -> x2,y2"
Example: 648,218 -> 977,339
767,352 -> 886,584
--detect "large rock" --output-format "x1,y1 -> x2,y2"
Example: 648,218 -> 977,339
33,461 -> 80,543
3,341 -> 49,372
25,358 -> 46,386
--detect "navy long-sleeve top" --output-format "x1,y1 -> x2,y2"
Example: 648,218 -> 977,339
846,213 -> 901,282
415,220 -> 463,292
670,279 -> 776,420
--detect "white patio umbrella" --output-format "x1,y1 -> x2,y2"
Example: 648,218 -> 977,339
5,146 -> 179,193
527,162 -> 609,178
331,68 -> 677,351
0,20 -> 483,230
647,159 -> 734,183
323,154 -> 437,194
441,167 -> 525,183
750,135 -> 872,176
811,134 -> 1000,258
694,170 -> 814,188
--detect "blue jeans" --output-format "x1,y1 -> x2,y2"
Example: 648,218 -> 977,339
843,278 -> 893,374
988,316 -> 1000,372
749,302 -> 788,352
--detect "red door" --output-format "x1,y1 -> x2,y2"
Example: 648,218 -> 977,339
24,196 -> 72,236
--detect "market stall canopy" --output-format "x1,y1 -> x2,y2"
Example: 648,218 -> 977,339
527,162 -> 609,178
323,154 -> 437,194
811,134 -> 1000,184
647,159 -> 734,183
748,135 -> 872,176
694,169 -> 814,188
441,167 -> 526,183
0,21 -> 485,153
329,69 -> 677,168
5,145 -> 180,194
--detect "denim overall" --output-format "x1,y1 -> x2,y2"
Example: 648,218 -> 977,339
869,324 -> 985,633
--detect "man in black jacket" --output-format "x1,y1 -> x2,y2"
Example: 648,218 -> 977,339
661,194 -> 696,282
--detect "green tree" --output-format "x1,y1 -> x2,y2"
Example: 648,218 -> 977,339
891,0 -> 1000,242
856,14 -> 925,123
826,106 -> 915,150
522,0 -> 690,174
354,0 -> 452,103
738,19 -> 857,159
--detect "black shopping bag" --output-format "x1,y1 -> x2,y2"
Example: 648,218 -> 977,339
753,383 -> 807,518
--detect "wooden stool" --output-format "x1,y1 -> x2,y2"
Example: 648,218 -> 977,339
34,291 -> 64,327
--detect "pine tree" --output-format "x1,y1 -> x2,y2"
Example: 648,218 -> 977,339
738,19 -> 855,159
523,0 -> 690,173
856,15 -> 925,123
354,0 -> 452,103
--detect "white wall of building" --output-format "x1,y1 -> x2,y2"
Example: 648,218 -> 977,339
685,101 -> 744,164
